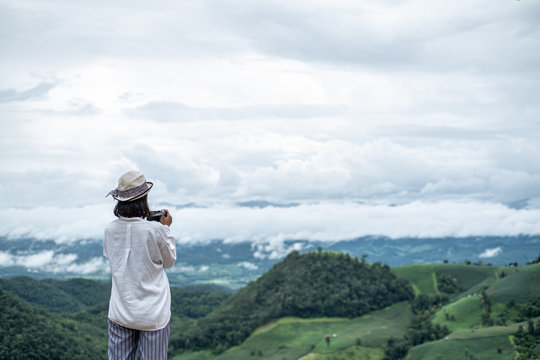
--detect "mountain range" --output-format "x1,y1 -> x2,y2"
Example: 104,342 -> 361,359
1,235 -> 539,289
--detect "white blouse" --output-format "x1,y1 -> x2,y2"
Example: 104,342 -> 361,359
104,216 -> 176,331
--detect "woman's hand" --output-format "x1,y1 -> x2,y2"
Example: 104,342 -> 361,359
160,209 -> 173,226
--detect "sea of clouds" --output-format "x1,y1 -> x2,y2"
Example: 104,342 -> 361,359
1,200 -> 539,245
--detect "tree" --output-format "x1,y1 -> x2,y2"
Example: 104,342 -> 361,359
528,319 -> 535,336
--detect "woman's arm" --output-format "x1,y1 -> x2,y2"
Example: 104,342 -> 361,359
156,209 -> 176,268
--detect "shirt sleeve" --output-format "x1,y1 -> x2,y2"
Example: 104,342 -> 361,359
103,228 -> 109,259
155,224 -> 176,268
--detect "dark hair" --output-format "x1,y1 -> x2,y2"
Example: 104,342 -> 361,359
114,195 -> 151,219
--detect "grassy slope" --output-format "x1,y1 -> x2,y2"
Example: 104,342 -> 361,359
173,263 -> 540,360
430,263 -> 540,332
173,302 -> 412,360
406,263 -> 540,360
392,263 -> 540,304
299,346 -> 384,360
406,335 -> 515,360
405,322 -> 533,360
391,264 -> 496,297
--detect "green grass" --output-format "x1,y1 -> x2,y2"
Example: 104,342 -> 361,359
298,346 -> 383,360
530,263 -> 540,296
432,265 -> 497,292
392,264 -> 497,297
392,265 -> 439,294
406,335 -> 515,360
173,302 -> 412,360
491,263 -> 540,304
408,322 -> 524,360
172,351 -> 213,360
449,322 -> 526,340
394,263 -> 540,306
432,296 -> 483,332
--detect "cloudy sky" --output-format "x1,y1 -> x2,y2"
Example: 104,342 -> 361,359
1,0 -> 540,245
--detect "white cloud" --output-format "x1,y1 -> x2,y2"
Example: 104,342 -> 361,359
0,251 -> 15,266
176,201 -> 540,246
178,265 -> 196,272
1,201 -> 540,248
0,205 -> 113,242
238,261 -> 258,271
1,0 -> 540,246
19,251 -> 55,268
64,257 -> 108,274
0,250 -> 106,274
479,247 -> 503,259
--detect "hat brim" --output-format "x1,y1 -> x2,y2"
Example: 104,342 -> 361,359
112,182 -> 153,202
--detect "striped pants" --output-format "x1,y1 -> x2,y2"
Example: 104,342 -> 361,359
108,319 -> 170,360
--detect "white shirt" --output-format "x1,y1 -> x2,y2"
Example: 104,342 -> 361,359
103,216 -> 176,330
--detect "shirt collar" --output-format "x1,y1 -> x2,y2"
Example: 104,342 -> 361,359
118,216 -> 145,222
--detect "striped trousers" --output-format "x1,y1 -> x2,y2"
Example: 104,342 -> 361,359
108,319 -> 170,360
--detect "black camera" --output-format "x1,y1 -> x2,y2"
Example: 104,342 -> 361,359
148,211 -> 167,222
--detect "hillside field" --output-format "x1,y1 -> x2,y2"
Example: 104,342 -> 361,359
173,302 -> 412,360
173,262 -> 540,360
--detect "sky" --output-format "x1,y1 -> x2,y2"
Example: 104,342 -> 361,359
1,0 -> 540,247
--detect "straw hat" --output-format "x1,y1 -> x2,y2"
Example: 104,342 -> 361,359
106,170 -> 153,202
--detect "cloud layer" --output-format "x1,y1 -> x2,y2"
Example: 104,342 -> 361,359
1,0 -> 540,243
1,201 -> 539,246
0,250 -> 107,274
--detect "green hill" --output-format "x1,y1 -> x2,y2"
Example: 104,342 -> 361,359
0,277 -> 231,359
0,287 -> 106,359
0,276 -> 111,313
173,260 -> 540,360
172,251 -> 414,353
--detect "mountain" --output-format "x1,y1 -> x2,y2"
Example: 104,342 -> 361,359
1,235 -> 539,290
0,277 -> 110,313
170,250 -> 414,353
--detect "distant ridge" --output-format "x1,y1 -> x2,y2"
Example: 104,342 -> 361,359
236,200 -> 300,208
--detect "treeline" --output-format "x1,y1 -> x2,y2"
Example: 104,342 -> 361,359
513,297 -> 540,359
172,250 -> 414,353
0,277 -> 110,313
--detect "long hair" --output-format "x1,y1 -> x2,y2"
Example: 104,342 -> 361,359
113,195 -> 151,219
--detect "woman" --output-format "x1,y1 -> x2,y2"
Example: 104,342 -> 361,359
104,170 -> 176,360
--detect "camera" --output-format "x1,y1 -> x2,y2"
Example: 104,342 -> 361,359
148,211 -> 167,222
